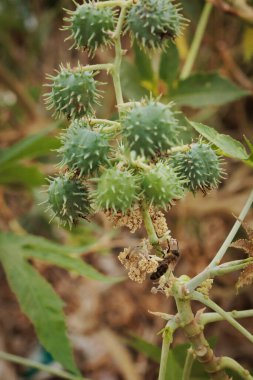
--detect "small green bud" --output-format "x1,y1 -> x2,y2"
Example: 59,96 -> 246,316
58,120 -> 110,176
93,167 -> 140,212
126,0 -> 186,50
44,64 -> 100,119
63,2 -> 116,55
170,143 -> 223,194
47,174 -> 91,227
141,162 -> 185,208
121,100 -> 181,157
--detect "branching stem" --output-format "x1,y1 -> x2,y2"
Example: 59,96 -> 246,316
201,309 -> 253,325
0,351 -> 85,380
219,357 -> 253,380
186,189 -> 253,293
192,291 -> 253,345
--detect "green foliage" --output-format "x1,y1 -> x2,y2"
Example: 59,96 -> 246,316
170,73 -> 249,107
0,232 -> 80,376
93,167 -> 140,212
64,3 -> 116,55
126,0 -> 185,50
170,143 -> 222,194
45,64 -> 100,119
58,120 -> 110,176
188,121 -> 249,160
159,41 -> 180,86
122,100 -> 181,157
126,334 -> 217,380
47,174 -> 91,226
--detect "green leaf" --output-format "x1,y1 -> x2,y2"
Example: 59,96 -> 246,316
0,122 -> 62,169
125,334 -> 160,363
120,59 -> 148,100
170,73 -> 249,107
159,42 -> 179,86
127,334 -> 216,380
134,42 -> 154,82
0,232 -> 80,375
188,120 -> 249,160
12,233 -> 122,283
0,164 -> 45,187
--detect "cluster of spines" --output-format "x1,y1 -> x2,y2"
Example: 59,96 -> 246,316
121,99 -> 181,158
140,162 -> 185,208
92,167 -> 140,212
47,174 -> 91,227
170,143 -> 223,194
126,0 -> 187,50
63,2 -> 117,56
44,64 -> 101,120
58,119 -> 110,177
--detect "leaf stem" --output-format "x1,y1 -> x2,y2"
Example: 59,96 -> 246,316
180,2 -> 213,80
74,63 -> 114,73
192,291 -> 253,345
219,357 -> 253,380
186,189 -> 253,293
0,351 -> 86,380
201,309 -> 253,325
182,348 -> 195,380
158,318 -> 179,380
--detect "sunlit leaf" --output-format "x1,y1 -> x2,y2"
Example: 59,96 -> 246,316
188,120 -> 249,160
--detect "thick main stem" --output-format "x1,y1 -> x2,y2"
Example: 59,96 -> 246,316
173,281 -> 229,380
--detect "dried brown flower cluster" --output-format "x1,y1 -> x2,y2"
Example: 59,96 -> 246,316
149,207 -> 170,238
104,204 -> 143,233
118,239 -> 160,283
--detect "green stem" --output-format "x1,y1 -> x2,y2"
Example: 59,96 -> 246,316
209,189 -> 253,267
172,281 -> 229,380
158,319 -> 179,380
210,258 -> 253,277
183,348 -> 195,380
201,309 -> 253,325
0,351 -> 85,380
192,291 -> 253,345
180,2 -> 213,80
111,4 -> 129,110
74,63 -> 114,73
186,189 -> 253,293
219,357 -> 253,380
141,202 -> 160,250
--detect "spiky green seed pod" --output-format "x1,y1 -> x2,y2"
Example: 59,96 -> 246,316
170,143 -> 223,194
126,0 -> 185,50
93,167 -> 140,212
47,175 -> 91,227
58,120 -> 109,176
63,2 -> 116,55
141,163 -> 184,208
122,100 -> 181,157
44,64 -> 100,119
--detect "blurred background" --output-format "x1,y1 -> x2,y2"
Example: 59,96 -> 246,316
0,0 -> 253,379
